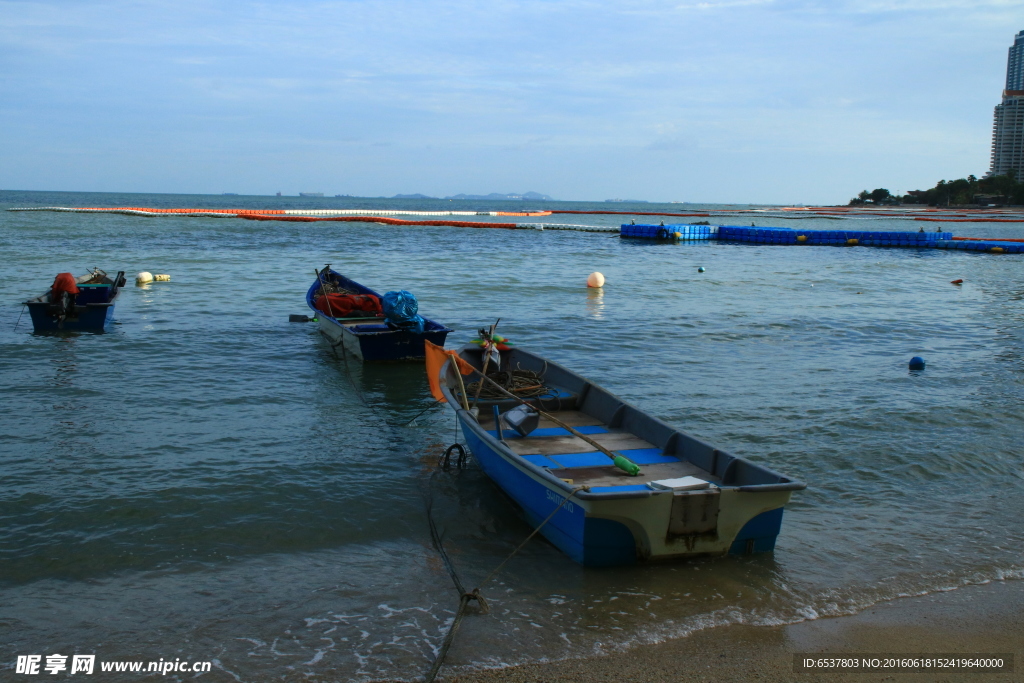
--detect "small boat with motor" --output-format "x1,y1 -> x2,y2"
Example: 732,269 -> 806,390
432,335 -> 806,567
306,266 -> 452,361
24,269 -> 126,333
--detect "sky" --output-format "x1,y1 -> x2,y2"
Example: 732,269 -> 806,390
0,0 -> 1021,204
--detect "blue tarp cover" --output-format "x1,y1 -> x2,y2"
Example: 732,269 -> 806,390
382,290 -> 425,333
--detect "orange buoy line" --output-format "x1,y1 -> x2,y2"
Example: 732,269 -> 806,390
238,214 -> 523,229
6,206 -> 552,218
914,217 -> 1024,223
81,207 -> 284,214
951,236 -> 1024,242
550,210 -> 713,217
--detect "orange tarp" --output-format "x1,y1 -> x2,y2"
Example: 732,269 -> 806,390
51,272 -> 80,297
425,341 -> 473,402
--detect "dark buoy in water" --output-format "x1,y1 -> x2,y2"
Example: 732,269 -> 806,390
697,266 -> 705,273
289,314 -> 310,323
909,356 -> 926,371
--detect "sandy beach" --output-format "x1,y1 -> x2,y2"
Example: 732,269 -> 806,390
446,580 -> 1022,682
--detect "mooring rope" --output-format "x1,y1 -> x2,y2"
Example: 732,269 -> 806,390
423,475 -> 588,682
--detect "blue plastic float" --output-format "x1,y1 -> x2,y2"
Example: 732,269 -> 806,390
620,224 -> 1022,253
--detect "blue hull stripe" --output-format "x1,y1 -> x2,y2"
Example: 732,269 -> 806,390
729,507 -> 784,554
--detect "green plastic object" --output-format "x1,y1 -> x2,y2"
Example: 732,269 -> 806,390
613,455 -> 641,476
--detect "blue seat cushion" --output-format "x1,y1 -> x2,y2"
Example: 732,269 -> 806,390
588,485 -> 652,493
617,448 -> 679,465
486,425 -> 608,439
520,454 -> 560,468
549,452 -> 612,468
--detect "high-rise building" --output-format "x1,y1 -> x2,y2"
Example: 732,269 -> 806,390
1006,30 -> 1024,91
989,31 -> 1024,178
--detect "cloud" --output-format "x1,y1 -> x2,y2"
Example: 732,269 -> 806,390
0,0 -> 1018,201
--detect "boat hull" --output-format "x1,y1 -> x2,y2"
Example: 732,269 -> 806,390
459,412 -> 793,566
27,303 -> 115,332
316,315 -> 451,361
24,271 -> 124,334
307,269 -> 451,361
441,347 -> 804,567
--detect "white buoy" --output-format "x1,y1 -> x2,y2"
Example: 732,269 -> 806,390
587,272 -> 605,288
153,274 -> 171,281
136,271 -> 154,284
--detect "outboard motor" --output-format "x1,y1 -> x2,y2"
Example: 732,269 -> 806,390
48,272 -> 80,327
110,271 -> 127,301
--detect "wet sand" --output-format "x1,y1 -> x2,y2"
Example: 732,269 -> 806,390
447,580 -> 1023,682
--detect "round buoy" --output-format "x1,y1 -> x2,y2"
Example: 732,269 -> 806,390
673,232 -> 682,240
991,247 -> 1004,253
909,356 -> 926,370
135,271 -> 154,284
697,267 -> 705,273
847,238 -> 859,246
153,274 -> 171,281
797,235 -> 807,242
587,272 -> 605,288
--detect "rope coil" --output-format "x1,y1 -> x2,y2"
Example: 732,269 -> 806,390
463,368 -> 548,400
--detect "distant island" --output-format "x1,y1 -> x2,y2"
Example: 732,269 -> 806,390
390,191 -> 553,201
850,171 -> 1023,207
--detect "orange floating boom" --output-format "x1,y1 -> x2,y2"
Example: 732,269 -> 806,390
237,214 -> 522,229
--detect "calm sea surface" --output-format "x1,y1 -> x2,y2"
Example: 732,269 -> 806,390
1,190 -> 1022,680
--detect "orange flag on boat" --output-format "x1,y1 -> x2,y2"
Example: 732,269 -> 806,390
425,341 -> 473,402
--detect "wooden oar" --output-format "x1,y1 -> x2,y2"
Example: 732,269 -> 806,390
465,366 -> 640,476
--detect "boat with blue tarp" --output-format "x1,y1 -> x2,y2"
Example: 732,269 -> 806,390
24,269 -> 126,333
435,340 -> 805,567
306,266 -> 452,361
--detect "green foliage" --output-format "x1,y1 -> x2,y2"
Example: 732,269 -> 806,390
850,188 -> 896,205
901,171 -> 1019,205
852,172 -> 1024,206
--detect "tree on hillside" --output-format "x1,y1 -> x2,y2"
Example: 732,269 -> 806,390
897,171 -> 1024,206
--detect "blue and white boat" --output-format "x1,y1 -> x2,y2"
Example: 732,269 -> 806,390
439,344 -> 805,567
306,267 -> 452,361
24,269 -> 126,333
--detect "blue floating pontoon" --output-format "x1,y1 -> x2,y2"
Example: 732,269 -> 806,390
306,268 -> 452,361
439,344 -> 805,566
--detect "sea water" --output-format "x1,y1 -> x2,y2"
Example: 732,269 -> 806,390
1,190 -> 1022,680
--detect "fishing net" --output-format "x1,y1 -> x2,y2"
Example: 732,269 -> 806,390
465,368 -> 549,400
